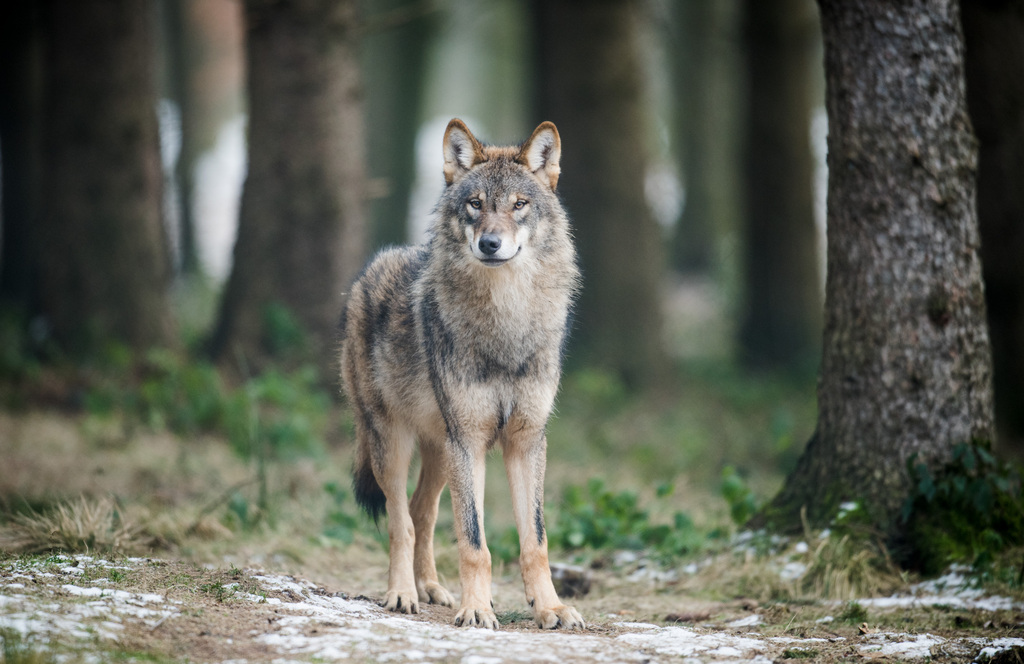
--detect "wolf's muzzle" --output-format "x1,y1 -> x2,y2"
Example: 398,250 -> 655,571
478,234 -> 502,256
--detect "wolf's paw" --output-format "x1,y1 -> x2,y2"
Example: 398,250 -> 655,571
418,581 -> 455,607
382,588 -> 419,614
454,605 -> 499,629
533,604 -> 585,630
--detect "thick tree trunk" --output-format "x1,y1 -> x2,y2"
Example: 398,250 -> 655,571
362,0 -> 434,249
532,0 -> 667,388
210,0 -> 366,372
0,2 -> 41,313
761,0 -> 995,531
669,0 -> 737,275
738,0 -> 821,371
37,0 -> 173,352
961,0 -> 1024,458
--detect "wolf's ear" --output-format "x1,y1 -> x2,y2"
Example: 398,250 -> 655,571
517,121 -> 561,190
443,118 -> 486,185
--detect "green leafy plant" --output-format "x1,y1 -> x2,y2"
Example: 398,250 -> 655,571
902,442 -> 1024,575
721,466 -> 759,526
224,366 -> 328,462
548,478 -> 703,559
262,302 -> 308,360
136,348 -> 227,433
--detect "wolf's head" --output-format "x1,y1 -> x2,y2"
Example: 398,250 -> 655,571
434,119 -> 567,270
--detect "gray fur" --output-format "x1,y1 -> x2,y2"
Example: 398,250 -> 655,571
339,119 -> 583,630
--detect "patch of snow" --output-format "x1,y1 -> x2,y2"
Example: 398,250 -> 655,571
616,625 -> 771,659
727,614 -> 764,628
613,622 -> 660,630
626,565 -> 678,584
860,633 -> 945,659
4,557 -> 1023,663
780,561 -> 807,581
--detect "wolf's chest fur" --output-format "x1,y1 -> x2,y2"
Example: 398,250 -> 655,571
419,261 -> 568,387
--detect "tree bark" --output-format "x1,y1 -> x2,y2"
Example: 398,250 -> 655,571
158,0 -> 201,277
737,0 -> 822,372
210,0 -> 366,372
37,0 -> 173,352
669,0 -> 739,276
760,0 -> 995,531
0,1 -> 41,314
961,0 -> 1024,458
532,0 -> 667,388
362,0 -> 435,249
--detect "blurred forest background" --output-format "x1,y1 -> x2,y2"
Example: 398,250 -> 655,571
0,0 -> 1023,593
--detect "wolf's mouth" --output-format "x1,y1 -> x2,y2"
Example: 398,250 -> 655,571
479,247 -> 521,267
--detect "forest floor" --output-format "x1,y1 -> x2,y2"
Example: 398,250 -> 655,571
2,551 -> 1023,663
2,280 -> 1023,661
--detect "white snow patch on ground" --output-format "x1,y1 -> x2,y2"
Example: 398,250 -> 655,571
2,556 -> 1023,663
974,638 -> 1024,661
860,633 -> 946,658
856,567 -> 1023,612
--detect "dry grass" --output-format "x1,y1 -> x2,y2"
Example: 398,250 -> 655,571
679,533 -> 906,604
800,533 -> 905,600
0,495 -> 146,555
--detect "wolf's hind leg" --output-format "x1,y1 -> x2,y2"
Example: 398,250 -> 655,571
504,432 -> 584,630
375,428 -> 419,614
409,439 -> 455,607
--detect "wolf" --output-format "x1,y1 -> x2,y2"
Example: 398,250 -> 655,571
339,119 -> 583,630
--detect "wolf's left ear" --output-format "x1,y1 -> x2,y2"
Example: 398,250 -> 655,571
443,118 -> 486,185
518,121 -> 561,190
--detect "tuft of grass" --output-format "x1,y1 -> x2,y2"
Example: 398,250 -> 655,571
781,648 -> 819,659
496,609 -> 534,625
836,600 -> 869,625
198,581 -> 235,603
0,496 -> 145,555
799,533 -> 903,600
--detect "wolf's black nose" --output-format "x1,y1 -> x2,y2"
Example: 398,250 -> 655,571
479,234 -> 502,256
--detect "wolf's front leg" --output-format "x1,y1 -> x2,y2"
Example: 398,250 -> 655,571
504,432 -> 584,630
446,440 -> 498,629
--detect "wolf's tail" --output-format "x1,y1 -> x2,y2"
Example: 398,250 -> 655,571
352,448 -> 386,524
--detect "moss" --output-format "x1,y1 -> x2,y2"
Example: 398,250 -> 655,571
900,441 -> 1024,575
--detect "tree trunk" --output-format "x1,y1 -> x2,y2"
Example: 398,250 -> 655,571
669,0 -> 739,276
0,2 -> 41,314
961,0 -> 1024,458
210,0 -> 366,372
158,0 -> 200,276
37,0 -> 173,352
362,0 -> 435,249
760,0 -> 995,531
737,0 -> 822,372
532,0 -> 667,388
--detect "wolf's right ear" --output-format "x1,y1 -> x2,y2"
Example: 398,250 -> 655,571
517,121 -> 561,190
443,119 -> 486,185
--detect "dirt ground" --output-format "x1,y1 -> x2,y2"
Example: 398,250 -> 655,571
2,553 -> 1023,663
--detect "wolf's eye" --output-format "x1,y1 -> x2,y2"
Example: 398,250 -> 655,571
468,199 -> 482,210
514,199 -> 528,210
